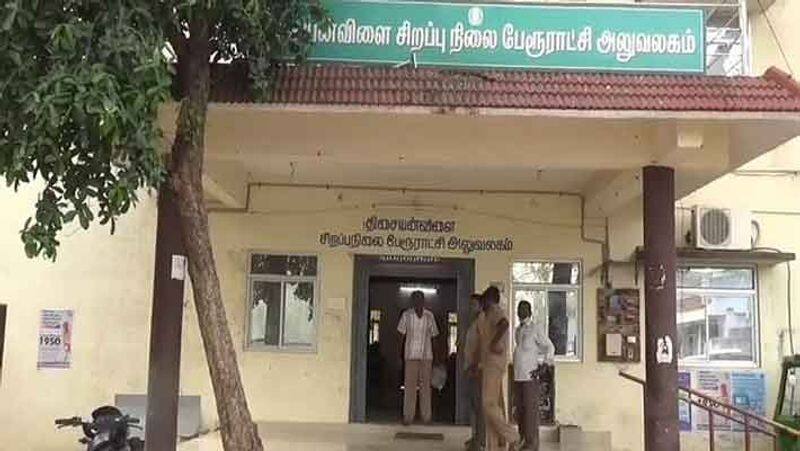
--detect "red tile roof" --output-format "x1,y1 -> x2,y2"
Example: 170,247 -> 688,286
209,64 -> 800,113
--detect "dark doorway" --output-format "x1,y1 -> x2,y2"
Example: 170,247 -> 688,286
351,255 -> 474,425
366,276 -> 458,424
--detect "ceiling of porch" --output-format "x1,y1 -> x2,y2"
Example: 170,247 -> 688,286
179,104 -> 800,216
182,103 -> 799,216
153,63 -> 800,216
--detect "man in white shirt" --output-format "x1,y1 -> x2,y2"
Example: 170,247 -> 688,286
397,290 -> 439,425
513,300 -> 555,450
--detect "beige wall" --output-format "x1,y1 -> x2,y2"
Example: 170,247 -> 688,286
2,2 -> 800,451
195,186 -> 647,447
5,165 -> 792,451
672,2 -> 800,447
0,184 -> 157,450
0,181 -> 650,450
677,174 -> 799,451
751,0 -> 799,77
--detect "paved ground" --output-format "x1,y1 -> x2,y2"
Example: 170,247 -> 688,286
177,422 -> 561,451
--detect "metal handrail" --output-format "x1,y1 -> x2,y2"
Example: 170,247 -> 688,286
620,371 -> 800,450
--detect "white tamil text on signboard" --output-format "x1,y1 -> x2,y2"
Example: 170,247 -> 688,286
305,1 -> 705,73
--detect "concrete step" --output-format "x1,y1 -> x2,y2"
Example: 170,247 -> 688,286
558,425 -> 612,451
177,422 -> 613,451
540,424 -> 559,443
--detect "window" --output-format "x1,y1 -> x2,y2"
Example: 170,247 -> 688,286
780,366 -> 800,418
247,254 -> 318,350
511,261 -> 582,360
677,266 -> 758,366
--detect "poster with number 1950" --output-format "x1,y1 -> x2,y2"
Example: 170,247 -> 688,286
37,309 -> 74,369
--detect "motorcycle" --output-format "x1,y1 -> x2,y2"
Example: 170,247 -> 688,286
56,405 -> 144,451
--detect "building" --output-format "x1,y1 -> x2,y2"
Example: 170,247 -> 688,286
1,0 -> 800,450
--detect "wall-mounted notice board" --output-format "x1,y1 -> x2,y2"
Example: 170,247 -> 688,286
597,288 -> 640,363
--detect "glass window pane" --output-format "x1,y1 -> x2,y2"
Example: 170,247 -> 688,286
512,262 -> 579,285
706,295 -> 754,362
513,288 -> 578,357
780,368 -> 800,417
251,255 -> 317,277
677,292 -> 707,362
677,267 -> 754,290
250,281 -> 281,346
282,282 -> 315,347
513,289 -> 548,332
549,290 -> 579,357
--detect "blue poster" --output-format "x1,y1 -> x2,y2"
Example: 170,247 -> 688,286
678,371 -> 692,431
731,372 -> 766,432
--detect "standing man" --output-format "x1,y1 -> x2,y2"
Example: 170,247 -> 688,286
463,293 -> 485,450
397,290 -> 439,425
513,301 -> 555,450
476,286 -> 523,451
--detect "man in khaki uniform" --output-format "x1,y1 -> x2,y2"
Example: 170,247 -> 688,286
463,293 -> 485,450
476,286 -> 522,451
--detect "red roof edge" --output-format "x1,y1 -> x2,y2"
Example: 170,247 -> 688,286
204,63 -> 800,112
764,66 -> 800,97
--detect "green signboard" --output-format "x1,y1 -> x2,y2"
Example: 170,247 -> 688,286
306,1 -> 705,73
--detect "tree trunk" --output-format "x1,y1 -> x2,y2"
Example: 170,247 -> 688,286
169,15 -> 264,451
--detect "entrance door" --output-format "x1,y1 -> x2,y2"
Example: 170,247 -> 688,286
351,255 -> 474,425
366,276 -> 457,423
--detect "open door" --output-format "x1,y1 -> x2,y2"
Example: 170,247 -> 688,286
351,255 -> 474,425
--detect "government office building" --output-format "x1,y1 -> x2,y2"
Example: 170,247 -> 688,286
1,1 -> 800,450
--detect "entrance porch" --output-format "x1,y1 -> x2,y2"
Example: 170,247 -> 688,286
146,64 -> 800,451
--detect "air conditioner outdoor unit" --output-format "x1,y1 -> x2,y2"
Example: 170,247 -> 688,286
692,206 -> 753,250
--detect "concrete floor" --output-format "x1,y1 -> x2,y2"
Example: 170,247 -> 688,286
177,422 -> 561,451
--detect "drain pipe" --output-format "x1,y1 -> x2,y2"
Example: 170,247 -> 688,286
580,197 -> 611,287
208,182 -> 586,213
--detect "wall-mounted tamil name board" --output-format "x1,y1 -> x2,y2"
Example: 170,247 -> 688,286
307,1 -> 705,73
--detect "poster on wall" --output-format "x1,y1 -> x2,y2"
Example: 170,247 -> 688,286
678,371 -> 692,432
694,370 -> 732,432
37,309 -> 74,369
731,372 -> 766,432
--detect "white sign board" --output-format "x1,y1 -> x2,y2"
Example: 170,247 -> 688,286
37,309 -> 74,369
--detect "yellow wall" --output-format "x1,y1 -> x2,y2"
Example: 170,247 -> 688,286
0,182 -> 650,450
2,2 -> 800,451
193,186 -> 647,446
673,2 -> 800,447
0,184 -> 157,450
677,174 -> 799,451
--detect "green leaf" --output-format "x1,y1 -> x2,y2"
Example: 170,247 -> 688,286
2,4 -> 17,31
24,240 -> 38,258
0,0 -> 327,263
8,49 -> 21,66
77,207 -> 89,230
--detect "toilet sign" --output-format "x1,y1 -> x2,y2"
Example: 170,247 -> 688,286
656,335 -> 673,364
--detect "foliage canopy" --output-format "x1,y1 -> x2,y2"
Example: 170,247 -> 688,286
0,1 -> 325,259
